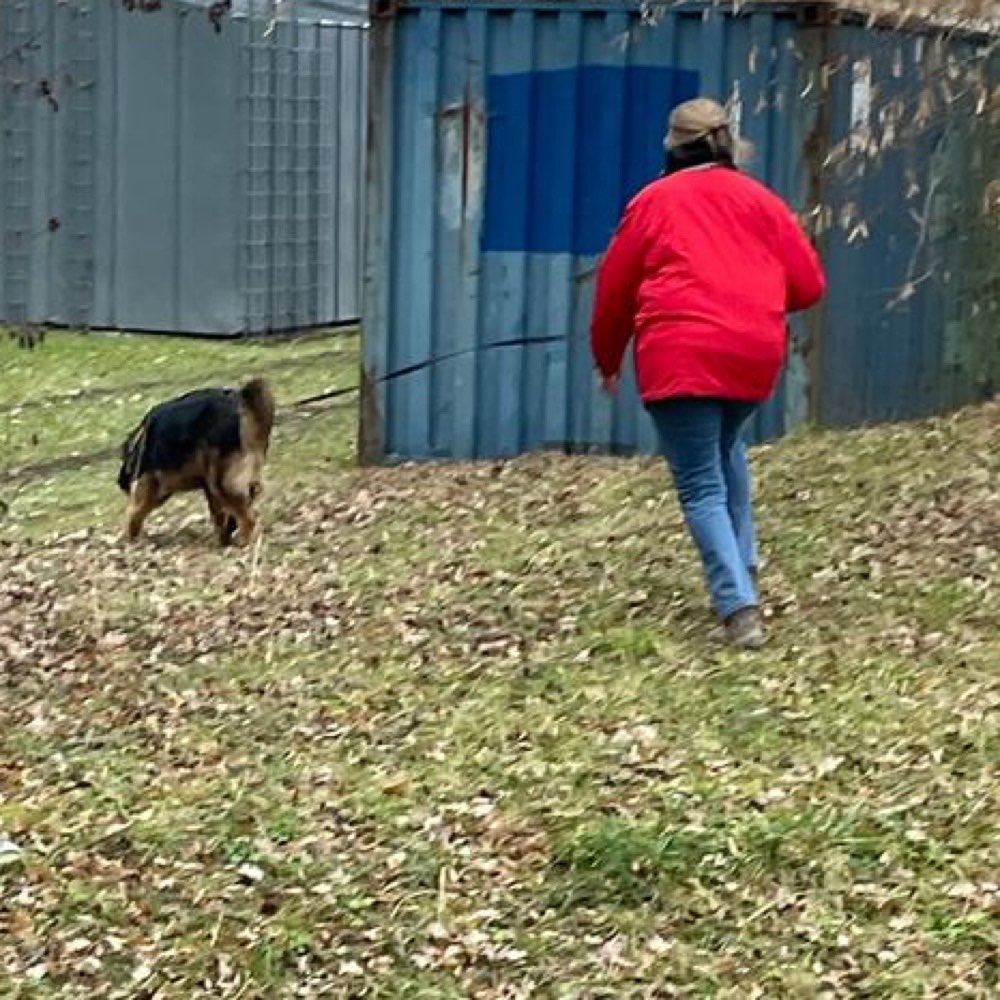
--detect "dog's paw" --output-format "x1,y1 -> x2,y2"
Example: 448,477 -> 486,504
235,520 -> 262,548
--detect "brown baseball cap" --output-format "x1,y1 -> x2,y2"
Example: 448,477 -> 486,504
666,97 -> 731,150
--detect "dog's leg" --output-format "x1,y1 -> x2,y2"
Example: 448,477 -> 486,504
233,500 -> 259,548
218,454 -> 263,547
203,485 -> 238,546
220,491 -> 259,547
124,476 -> 163,541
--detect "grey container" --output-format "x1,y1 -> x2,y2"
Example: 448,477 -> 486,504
0,0 -> 367,336
360,0 -> 999,463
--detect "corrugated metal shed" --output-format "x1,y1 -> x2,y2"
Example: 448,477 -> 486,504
0,0 -> 367,335
815,22 -> 1000,424
362,1 -> 821,460
361,0 -> 999,462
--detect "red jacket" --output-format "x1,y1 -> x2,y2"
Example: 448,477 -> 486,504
590,165 -> 826,403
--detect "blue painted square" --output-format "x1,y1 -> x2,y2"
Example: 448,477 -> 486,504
482,65 -> 700,256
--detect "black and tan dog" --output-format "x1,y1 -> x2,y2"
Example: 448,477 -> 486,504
117,378 -> 275,545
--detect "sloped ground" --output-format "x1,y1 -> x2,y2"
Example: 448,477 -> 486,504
1,332 -> 999,998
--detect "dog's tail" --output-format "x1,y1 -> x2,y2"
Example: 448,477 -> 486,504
117,420 -> 148,494
240,377 -> 276,449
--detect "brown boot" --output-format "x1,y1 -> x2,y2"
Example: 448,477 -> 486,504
723,607 -> 765,649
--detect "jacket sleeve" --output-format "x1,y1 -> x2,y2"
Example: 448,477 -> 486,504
777,206 -> 827,313
590,199 -> 649,379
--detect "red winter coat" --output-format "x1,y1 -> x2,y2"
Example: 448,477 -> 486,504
590,165 -> 826,403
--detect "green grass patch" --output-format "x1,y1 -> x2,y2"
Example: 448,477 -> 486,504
1,330 -> 999,996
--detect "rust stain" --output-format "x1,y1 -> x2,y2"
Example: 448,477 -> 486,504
437,89 -> 486,265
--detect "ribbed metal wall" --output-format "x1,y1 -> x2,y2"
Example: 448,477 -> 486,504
241,5 -> 368,332
0,0 -> 367,336
362,1 -> 820,462
362,0 -> 999,464
816,22 -> 1000,426
0,0 -> 98,330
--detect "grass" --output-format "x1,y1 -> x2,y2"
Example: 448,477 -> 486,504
1,330 -> 999,998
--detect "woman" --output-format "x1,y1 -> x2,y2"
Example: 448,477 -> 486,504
590,98 -> 826,649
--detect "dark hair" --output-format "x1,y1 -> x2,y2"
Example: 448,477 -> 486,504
663,133 -> 736,176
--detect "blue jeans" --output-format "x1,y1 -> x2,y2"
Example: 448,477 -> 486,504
647,398 -> 759,620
